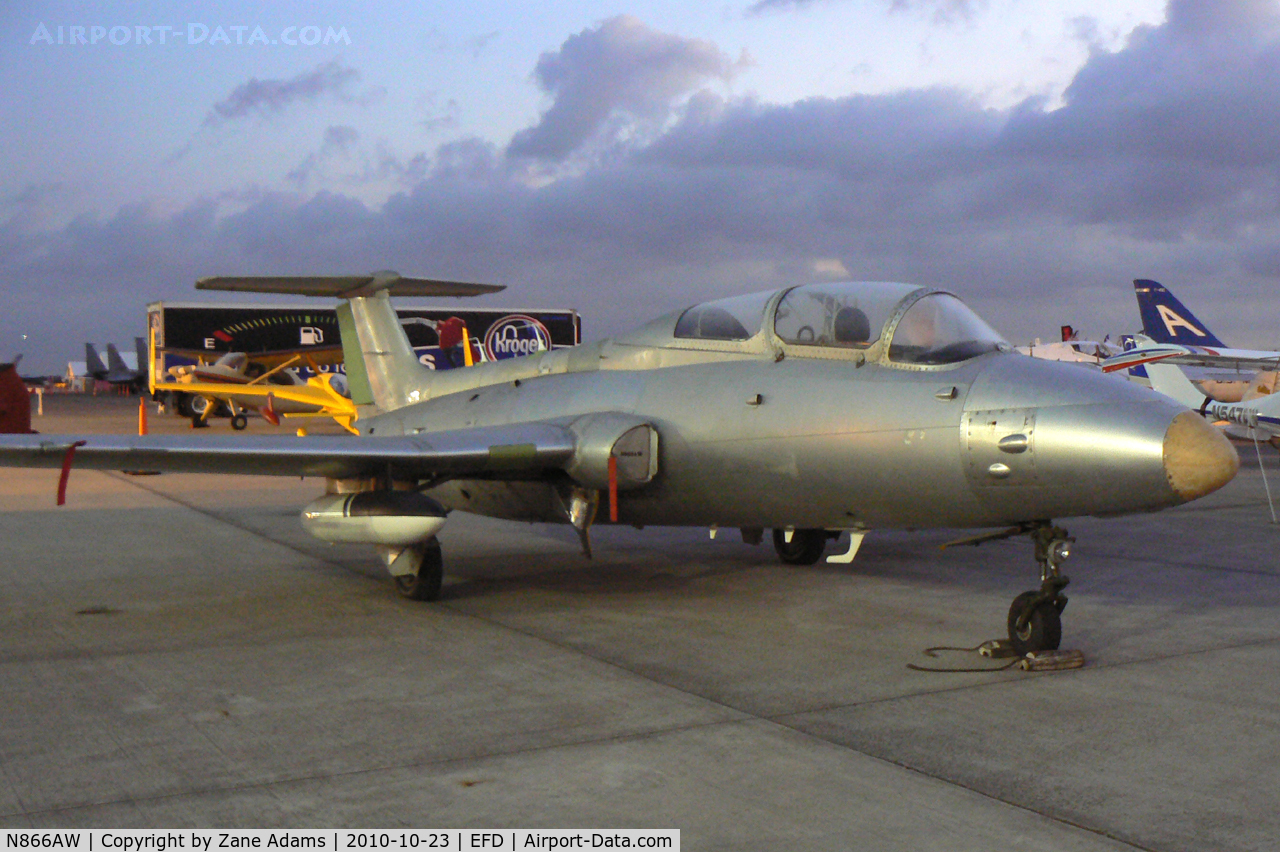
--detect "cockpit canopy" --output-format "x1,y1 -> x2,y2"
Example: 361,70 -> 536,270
673,281 -> 1008,366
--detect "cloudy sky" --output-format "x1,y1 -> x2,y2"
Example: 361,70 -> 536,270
5,0 -> 1279,372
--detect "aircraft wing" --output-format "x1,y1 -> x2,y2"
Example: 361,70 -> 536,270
0,423 -> 575,481
161,346 -> 346,368
1103,344 -> 1280,374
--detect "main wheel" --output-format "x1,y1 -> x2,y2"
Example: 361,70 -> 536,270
230,413 -> 248,430
772,528 -> 827,565
393,540 -> 444,601
1007,591 -> 1062,654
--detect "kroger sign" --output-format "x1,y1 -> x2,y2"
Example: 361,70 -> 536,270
483,315 -> 554,361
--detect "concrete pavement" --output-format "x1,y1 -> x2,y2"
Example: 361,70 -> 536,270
1,394 -> 1278,849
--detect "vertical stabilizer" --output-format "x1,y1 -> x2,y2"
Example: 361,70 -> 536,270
1146,361 -> 1210,409
84,344 -> 108,378
194,271 -> 505,412
1133,280 -> 1227,347
105,343 -> 128,374
345,292 -> 431,410
134,337 -> 147,376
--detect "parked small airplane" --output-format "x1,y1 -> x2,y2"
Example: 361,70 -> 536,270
1130,347 -> 1280,447
1017,326 -> 1118,366
0,273 -> 1240,654
157,343 -> 353,429
157,349 -> 355,431
1126,279 -> 1280,402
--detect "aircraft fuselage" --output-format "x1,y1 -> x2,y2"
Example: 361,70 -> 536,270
364,344 -> 1216,532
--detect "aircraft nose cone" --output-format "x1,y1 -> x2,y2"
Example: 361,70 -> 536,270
1163,410 -> 1239,502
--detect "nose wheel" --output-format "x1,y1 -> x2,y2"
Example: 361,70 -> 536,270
1007,525 -> 1073,654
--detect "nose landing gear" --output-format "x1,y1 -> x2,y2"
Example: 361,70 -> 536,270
1007,525 -> 1073,654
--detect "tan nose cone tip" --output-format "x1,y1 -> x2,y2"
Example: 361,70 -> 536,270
1163,410 -> 1240,502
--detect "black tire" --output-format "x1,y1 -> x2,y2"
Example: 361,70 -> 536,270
393,540 -> 443,601
1007,591 -> 1063,654
772,528 -> 827,565
190,395 -> 211,417
230,414 -> 248,430
175,392 -> 195,418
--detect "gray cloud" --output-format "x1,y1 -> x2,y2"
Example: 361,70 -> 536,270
204,61 -> 365,126
746,0 -> 827,14
746,0 -> 985,22
286,127 -> 429,189
507,16 -> 740,161
287,126 -> 361,186
12,1 -> 1280,371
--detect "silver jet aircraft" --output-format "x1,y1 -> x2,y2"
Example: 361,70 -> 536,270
0,274 -> 1240,654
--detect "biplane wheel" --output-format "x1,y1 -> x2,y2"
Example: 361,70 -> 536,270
772,528 -> 827,565
1007,591 -> 1062,655
393,539 -> 444,601
230,414 -> 248,431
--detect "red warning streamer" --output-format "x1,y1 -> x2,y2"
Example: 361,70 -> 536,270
56,441 -> 87,506
608,455 -> 618,523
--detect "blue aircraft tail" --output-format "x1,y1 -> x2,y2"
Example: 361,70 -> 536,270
1133,279 -> 1226,347
1120,335 -> 1149,380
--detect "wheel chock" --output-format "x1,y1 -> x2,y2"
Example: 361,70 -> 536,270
1019,649 -> 1085,672
978,639 -> 1017,659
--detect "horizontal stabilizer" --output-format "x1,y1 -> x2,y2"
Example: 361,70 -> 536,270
196,270 -> 505,299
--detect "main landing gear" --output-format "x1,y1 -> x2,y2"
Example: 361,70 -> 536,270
387,538 -> 444,601
772,528 -> 828,565
1007,525 -> 1073,655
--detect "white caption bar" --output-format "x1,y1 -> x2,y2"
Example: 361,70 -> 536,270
1,830 -> 679,852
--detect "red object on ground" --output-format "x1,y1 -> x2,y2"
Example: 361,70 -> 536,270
0,364 -> 33,434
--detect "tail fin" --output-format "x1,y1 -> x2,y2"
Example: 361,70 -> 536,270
84,344 -> 108,378
105,343 -> 128,374
1133,279 -> 1226,347
1146,361 -> 1210,409
1119,335 -> 1150,381
196,271 -> 503,411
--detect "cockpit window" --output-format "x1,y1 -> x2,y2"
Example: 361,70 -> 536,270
774,282 -> 918,348
674,290 -> 773,341
888,293 -> 1008,365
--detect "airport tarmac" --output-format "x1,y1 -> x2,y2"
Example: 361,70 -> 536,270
2,394 -> 1279,849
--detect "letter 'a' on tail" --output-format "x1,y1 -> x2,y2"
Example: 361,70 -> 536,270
196,271 -> 504,412
1133,279 -> 1227,348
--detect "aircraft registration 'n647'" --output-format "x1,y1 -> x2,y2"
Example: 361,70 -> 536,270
0,273 -> 1241,654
